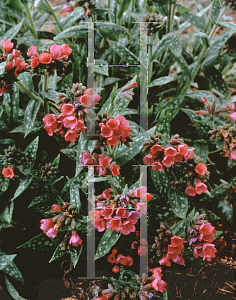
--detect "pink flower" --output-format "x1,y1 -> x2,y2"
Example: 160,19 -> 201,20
159,255 -> 171,267
152,161 -> 163,171
109,216 -> 121,231
138,245 -> 148,256
227,112 -> 236,122
27,45 -> 37,57
51,204 -> 63,212
135,202 -> 147,214
195,163 -> 207,176
80,152 -> 94,165
199,223 -> 216,242
63,116 -> 77,129
150,144 -> 163,154
61,44 -> 72,58
107,136 -> 119,146
101,188 -> 112,199
64,129 -> 78,143
95,218 -> 106,232
116,254 -> 127,265
101,125 -> 113,138
79,94 -> 94,107
111,165 -> 120,176
50,44 -> 62,60
121,81 -> 137,92
31,56 -> 40,68
126,211 -> 140,224
177,144 -> 188,156
193,243 -> 217,261
229,150 -> 236,160
2,167 -> 14,178
61,103 -> 75,116
1,40 -> 14,53
112,265 -> 120,273
99,156 -> 112,168
106,118 -> 119,130
121,220 -> 136,235
13,57 -> 24,69
126,255 -> 133,266
100,207 -> 113,219
69,232 -> 82,246
185,184 -> 196,197
143,154 -> 154,165
5,62 -> 14,72
94,94 -> 101,104
39,53 -> 52,64
164,147 -> 177,157
40,218 -> 58,238
170,236 -> 185,251
162,156 -> 175,168
11,49 -> 21,58
116,207 -> 126,218
107,253 -> 116,264
151,278 -> 167,293
184,149 -> 194,160
133,186 -> 147,197
195,181 -> 207,194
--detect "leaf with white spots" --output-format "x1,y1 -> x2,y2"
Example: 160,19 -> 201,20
60,6 -> 84,28
24,99 -> 41,137
204,66 -> 229,96
110,0 -> 118,23
152,33 -> 175,61
3,201 -> 14,224
18,72 -> 34,91
70,245 -> 83,268
0,61 -> 6,76
183,13 -> 206,30
170,219 -> 187,238
210,0 -> 221,24
2,20 -> 23,41
95,230 -> 121,260
151,170 -> 169,195
60,149 -> 77,161
70,182 -> 81,211
17,233 -> 56,250
28,193 -> 54,208
55,25 -> 88,39
49,245 -> 66,263
5,277 -> 26,300
52,154 -> 60,167
169,35 -> 182,57
96,22 -> 130,36
193,141 -> 208,164
0,250 -> 24,284
24,136 -> 39,170
11,177 -> 33,201
58,73 -> 73,92
108,40 -> 139,64
168,188 -> 188,219
149,75 -> 176,87
0,255 -> 16,271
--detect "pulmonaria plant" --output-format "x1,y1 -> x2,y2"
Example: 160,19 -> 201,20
143,134 -> 210,197
107,249 -> 133,273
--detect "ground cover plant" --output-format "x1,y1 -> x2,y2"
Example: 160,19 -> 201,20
0,0 -> 235,299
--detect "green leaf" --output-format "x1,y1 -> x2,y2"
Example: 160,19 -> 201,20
17,233 -> 55,250
156,113 -> 171,138
169,35 -> 182,57
211,0 -> 221,24
70,183 -> 81,211
194,32 -> 210,47
18,72 -> 34,91
0,61 -> 6,76
152,33 -> 175,61
171,54 -> 190,76
5,277 -> 26,300
115,126 -> 156,166
149,75 -> 176,87
204,66 -> 229,96
12,84 -> 20,124
95,64 -> 109,76
0,255 -> 16,271
60,6 -> 84,28
3,201 -> 14,224
54,25 -> 88,39
0,250 -> 24,284
187,207 -> 195,223
160,290 -> 168,300
110,0 -> 118,23
58,73 -> 73,92
2,20 -> 23,42
95,229 -> 121,260
24,99 -> 41,137
117,0 -> 132,19
60,149 -> 77,161
193,141 -> 208,163
96,22 -> 130,36
151,170 -> 169,195
28,193 -> 53,208
70,245 -> 83,268
49,245 -> 65,263
52,154 -> 60,167
0,177 -> 10,192
108,40 -> 139,64
48,72 -> 57,90
11,177 -> 33,201
217,200 -> 233,225
170,219 -> 187,238
168,189 -> 188,219
24,136 -> 39,169
183,13 -> 206,30
214,230 -> 223,240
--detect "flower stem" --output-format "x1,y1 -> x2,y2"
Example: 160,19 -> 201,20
24,3 -> 38,39
44,0 -> 63,32
107,175 -> 119,195
16,80 -> 43,104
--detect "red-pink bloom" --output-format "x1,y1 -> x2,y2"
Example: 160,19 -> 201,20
162,156 -> 175,168
97,167 -> 106,176
107,136 -> 119,146
50,44 -> 62,60
138,245 -> 148,256
170,236 -> 185,251
151,278 -> 167,293
101,188 -> 112,199
151,267 -> 163,277
111,165 -> 120,176
126,255 -> 133,266
64,5 -> 74,13
126,211 -> 140,224
74,119 -> 86,132
40,219 -> 58,238
121,220 -> 136,235
184,149 -> 195,160
99,156 -> 112,169
177,144 -> 188,156
185,184 -> 196,197
195,181 -> 207,194
193,243 -> 217,261
63,116 -> 77,129
164,147 -> 177,157
31,56 -> 40,68
135,202 -> 147,214
133,186 -> 147,198
69,232 -> 82,246
51,204 -> 63,212
64,129 -> 78,143
195,163 -> 207,176
227,112 -> 236,122
2,167 -> 14,178
11,49 -> 21,58
116,254 -> 127,265
121,81 -> 138,92
95,218 -> 106,232
106,118 -> 119,130
159,255 -> 171,267
229,150 -> 236,160
94,94 -> 101,104
143,154 -> 154,165
61,44 -> 72,58
5,62 -> 14,72
43,114 -> 58,127
131,241 -> 138,249
1,40 -> 14,53
79,94 -> 94,107
13,57 -> 24,69
27,45 -> 37,57
199,223 -> 216,242
61,103 -> 75,116
109,216 -> 121,231
101,125 -> 113,138
39,53 -> 52,64
107,254 -> 116,264
116,207 -> 126,218
152,161 -> 163,171
150,144 -> 163,154
112,265 -> 120,273
100,207 -> 113,219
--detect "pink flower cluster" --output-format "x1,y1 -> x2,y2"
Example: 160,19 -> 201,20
107,249 -> 133,273
133,186 -> 152,213
1,40 -> 28,76
43,103 -> 86,142
159,236 -> 185,267
99,115 -> 132,146
150,267 -> 167,293
1,167 -> 14,179
89,207 -> 140,235
190,223 -> 217,261
27,44 -> 72,68
40,218 -> 59,238
80,152 -> 120,176
78,88 -> 101,107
